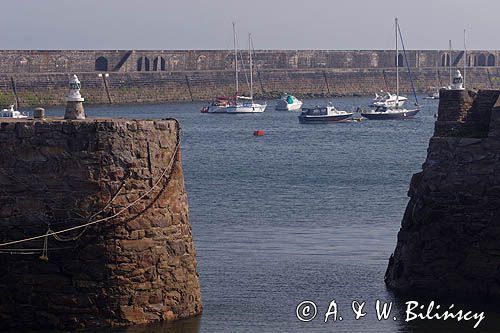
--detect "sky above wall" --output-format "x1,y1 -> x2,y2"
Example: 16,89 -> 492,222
1,0 -> 498,50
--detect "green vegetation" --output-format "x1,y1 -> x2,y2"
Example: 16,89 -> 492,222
0,91 -> 16,108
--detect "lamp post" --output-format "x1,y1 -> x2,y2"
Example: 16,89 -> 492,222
98,73 -> 112,104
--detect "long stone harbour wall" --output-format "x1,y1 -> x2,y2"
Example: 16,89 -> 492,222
0,50 -> 499,107
0,119 -> 202,329
385,89 -> 500,297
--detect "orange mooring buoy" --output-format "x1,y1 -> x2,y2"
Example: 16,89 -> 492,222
253,130 -> 265,136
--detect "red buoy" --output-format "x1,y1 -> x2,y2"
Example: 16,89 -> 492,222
253,130 -> 265,136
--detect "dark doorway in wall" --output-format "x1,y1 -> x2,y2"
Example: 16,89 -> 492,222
487,54 -> 496,67
477,54 -> 486,66
441,53 -> 450,67
95,57 -> 108,71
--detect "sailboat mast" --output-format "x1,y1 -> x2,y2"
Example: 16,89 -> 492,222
396,17 -> 399,103
449,39 -> 452,87
233,22 -> 239,94
436,50 -> 439,89
249,33 -> 253,101
464,29 -> 467,89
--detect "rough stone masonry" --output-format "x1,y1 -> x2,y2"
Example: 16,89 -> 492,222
0,118 -> 202,329
385,88 -> 500,297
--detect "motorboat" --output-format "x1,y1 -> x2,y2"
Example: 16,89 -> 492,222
423,90 -> 441,100
361,106 -> 419,120
298,103 -> 353,123
372,91 -> 407,108
0,105 -> 28,119
276,94 -> 303,111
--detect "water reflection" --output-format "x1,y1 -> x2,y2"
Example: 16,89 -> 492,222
87,317 -> 201,333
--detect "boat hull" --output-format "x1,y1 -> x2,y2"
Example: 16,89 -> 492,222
361,109 -> 420,120
227,104 -> 267,113
207,106 -> 229,113
276,101 -> 303,111
298,113 -> 353,123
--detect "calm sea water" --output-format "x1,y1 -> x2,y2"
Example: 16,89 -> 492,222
40,97 -> 500,332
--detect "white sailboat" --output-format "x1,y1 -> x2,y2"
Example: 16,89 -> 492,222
227,33 -> 267,114
361,18 -> 420,120
205,23 -> 241,113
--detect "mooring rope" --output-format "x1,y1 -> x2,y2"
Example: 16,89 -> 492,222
0,120 -> 181,249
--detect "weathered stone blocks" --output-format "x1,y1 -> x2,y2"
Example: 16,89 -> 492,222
0,118 -> 202,329
385,90 -> 500,298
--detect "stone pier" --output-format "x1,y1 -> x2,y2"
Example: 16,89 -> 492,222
385,89 -> 500,297
0,118 -> 202,329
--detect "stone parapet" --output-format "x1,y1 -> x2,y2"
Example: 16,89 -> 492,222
0,118 -> 202,329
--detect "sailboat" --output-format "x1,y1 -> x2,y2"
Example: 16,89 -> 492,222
227,33 -> 267,113
205,23 -> 241,113
361,18 -> 420,120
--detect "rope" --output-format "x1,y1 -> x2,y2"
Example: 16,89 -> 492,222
0,120 -> 181,249
50,171 -> 129,242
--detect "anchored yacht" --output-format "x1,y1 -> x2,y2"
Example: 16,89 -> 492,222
0,105 -> 28,119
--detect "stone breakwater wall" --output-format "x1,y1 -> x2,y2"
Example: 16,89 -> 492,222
385,89 -> 500,297
0,49 -> 499,107
0,119 -> 202,329
0,68 -> 499,107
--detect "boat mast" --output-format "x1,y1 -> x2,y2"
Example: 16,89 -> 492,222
249,33 -> 253,101
449,39 -> 452,87
436,50 -> 439,90
464,29 -> 467,89
396,17 -> 399,104
233,22 -> 239,94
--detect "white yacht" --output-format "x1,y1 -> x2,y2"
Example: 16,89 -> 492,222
226,96 -> 267,113
227,33 -> 266,114
372,91 -> 407,108
361,18 -> 419,120
275,94 -> 303,111
0,105 -> 28,119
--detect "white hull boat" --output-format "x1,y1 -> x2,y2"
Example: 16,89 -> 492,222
0,105 -> 28,119
372,92 -> 407,108
299,103 -> 352,123
276,94 -> 303,111
227,102 -> 267,113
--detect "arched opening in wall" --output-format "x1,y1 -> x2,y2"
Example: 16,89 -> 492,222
137,57 -> 143,71
153,57 -> 159,71
160,57 -> 166,71
95,57 -> 108,71
487,54 -> 496,66
441,53 -> 450,67
468,55 -> 476,67
477,54 -> 486,66
396,53 -> 404,67
144,57 -> 150,71
196,55 -> 209,70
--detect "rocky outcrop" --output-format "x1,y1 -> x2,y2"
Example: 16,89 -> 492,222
0,119 -> 202,329
385,89 -> 500,297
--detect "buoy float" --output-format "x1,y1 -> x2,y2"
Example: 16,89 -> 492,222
253,130 -> 265,136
